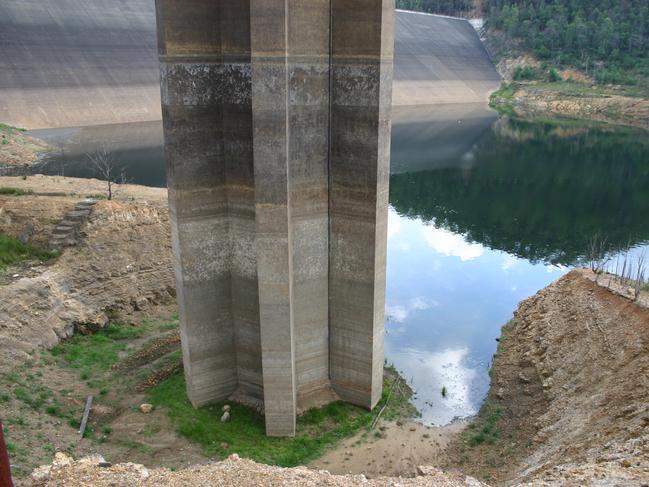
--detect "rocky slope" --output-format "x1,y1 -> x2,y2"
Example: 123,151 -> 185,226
0,176 -> 174,365
448,269 -> 649,485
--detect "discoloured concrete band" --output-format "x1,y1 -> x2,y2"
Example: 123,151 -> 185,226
157,0 -> 394,437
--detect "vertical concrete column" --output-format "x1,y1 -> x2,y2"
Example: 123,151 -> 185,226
251,0 -> 331,436
156,0 -> 255,406
285,1 -> 331,413
329,0 -> 395,409
250,0 -> 297,437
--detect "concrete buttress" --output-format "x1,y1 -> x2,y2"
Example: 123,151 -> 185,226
156,0 -> 394,437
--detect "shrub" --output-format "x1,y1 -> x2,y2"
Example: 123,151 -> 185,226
513,66 -> 541,81
548,68 -> 561,82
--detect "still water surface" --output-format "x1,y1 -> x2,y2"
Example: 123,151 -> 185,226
28,105 -> 649,425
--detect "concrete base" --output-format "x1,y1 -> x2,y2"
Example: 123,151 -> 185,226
157,0 -> 394,437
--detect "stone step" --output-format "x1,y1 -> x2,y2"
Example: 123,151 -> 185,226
64,211 -> 90,222
52,228 -> 72,237
54,221 -> 77,230
50,237 -> 77,248
76,202 -> 96,209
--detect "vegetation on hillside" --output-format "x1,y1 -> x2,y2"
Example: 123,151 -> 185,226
486,0 -> 649,87
398,0 -> 649,90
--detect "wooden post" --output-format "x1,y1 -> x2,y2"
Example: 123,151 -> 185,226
0,419 -> 14,487
79,396 -> 93,438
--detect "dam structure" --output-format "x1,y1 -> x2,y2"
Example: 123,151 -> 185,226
1,3 -> 498,130
0,1 -> 500,437
157,0 -> 394,437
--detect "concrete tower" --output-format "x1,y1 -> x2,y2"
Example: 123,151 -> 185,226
156,0 -> 394,437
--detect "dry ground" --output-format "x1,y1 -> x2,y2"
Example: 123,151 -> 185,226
445,270 -> 649,486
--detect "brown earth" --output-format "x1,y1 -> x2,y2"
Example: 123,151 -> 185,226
0,175 -> 175,365
0,125 -> 49,167
498,86 -> 649,131
310,420 -> 468,479
445,269 -> 649,486
492,55 -> 649,131
0,176 -> 209,481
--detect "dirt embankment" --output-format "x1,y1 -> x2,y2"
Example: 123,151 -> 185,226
490,56 -> 649,131
493,85 -> 649,131
447,269 -> 649,485
0,125 -> 49,168
0,175 -> 175,364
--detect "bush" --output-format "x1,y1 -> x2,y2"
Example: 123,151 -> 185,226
513,66 -> 541,81
594,66 -> 636,85
548,68 -> 561,82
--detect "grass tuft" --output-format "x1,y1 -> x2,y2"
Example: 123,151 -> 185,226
0,234 -> 58,271
0,187 -> 33,196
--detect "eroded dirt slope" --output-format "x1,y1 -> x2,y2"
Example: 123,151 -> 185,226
448,270 -> 649,485
0,176 -> 175,365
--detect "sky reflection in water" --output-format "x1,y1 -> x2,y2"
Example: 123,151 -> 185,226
385,106 -> 649,425
385,209 -> 568,424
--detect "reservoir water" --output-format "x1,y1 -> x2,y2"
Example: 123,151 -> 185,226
27,106 -> 649,425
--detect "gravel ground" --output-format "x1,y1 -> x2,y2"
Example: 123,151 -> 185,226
29,453 -> 487,487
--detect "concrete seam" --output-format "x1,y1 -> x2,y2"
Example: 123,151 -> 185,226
326,0 -> 333,384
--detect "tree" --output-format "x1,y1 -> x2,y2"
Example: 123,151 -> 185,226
86,144 -> 125,200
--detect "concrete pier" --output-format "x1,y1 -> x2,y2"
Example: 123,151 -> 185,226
157,0 -> 394,437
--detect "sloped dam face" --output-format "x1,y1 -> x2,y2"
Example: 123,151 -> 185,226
0,2 -> 500,129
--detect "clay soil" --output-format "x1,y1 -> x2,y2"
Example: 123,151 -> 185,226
0,176 -> 209,481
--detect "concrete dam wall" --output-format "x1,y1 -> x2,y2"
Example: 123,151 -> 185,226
0,0 -> 160,129
0,3 -> 499,129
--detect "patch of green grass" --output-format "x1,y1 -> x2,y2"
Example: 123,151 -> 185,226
0,123 -> 26,132
46,404 -> 64,417
13,383 -> 51,410
0,234 -> 59,271
513,66 -> 542,81
0,187 -> 33,196
492,82 -> 517,100
6,441 -> 16,454
149,368 -> 415,467
50,322 -> 147,376
6,415 -> 26,427
467,403 -> 502,447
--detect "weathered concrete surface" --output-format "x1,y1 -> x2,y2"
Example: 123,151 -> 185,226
158,1 -> 393,436
393,10 -> 501,105
158,1 -> 260,410
0,0 -> 161,129
329,0 -> 394,410
0,4 -> 497,129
